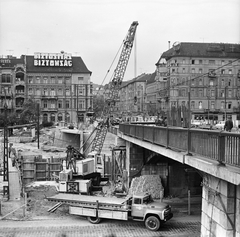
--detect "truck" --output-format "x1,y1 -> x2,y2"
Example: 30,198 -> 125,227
47,192 -> 173,231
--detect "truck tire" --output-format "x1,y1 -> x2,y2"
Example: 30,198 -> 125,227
87,216 -> 101,224
145,216 -> 160,231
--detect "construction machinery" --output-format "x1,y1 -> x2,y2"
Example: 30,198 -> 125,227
59,21 -> 138,194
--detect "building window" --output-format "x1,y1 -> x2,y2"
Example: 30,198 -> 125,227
199,79 -> 203,86
51,77 -> 55,84
221,101 -> 224,109
43,89 -> 48,95
210,79 -> 213,86
191,79 -> 195,86
221,60 -> 225,65
58,100 -> 62,109
2,74 -> 11,83
228,79 -> 232,86
199,68 -> 203,74
65,77 -> 71,84
66,113 -> 70,123
58,88 -> 63,95
78,77 -> 83,83
43,114 -> 48,122
182,68 -> 185,73
221,69 -> 225,74
36,88 -> 41,96
66,88 -> 70,96
191,60 -> 195,64
50,89 -> 55,96
211,90 -> 214,97
43,77 -> 48,84
50,113 -> 55,122
28,77 -> 33,84
199,60 -> 203,64
228,102 -> 232,109
191,101 -> 195,109
78,100 -> 85,109
50,101 -> 55,108
221,79 -> 225,87
172,68 -> 175,73
199,101 -> 202,109
58,113 -> 63,121
228,69 -> 232,74
199,89 -> 203,97
36,77 -> 40,83
182,101 -> 186,106
43,101 -> 47,108
209,60 -> 215,65
220,90 -> 225,98
28,88 -> 33,94
58,77 -> 63,84
66,100 -> 70,109
211,101 -> 215,109
228,90 -> 232,97
191,68 -> 195,74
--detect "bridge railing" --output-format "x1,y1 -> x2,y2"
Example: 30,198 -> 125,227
119,124 -> 240,168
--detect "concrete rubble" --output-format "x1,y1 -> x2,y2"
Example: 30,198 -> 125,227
129,175 -> 164,199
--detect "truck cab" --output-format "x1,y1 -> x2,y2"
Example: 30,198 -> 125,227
130,193 -> 173,231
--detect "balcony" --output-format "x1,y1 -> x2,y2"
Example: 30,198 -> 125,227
208,71 -> 217,78
15,80 -> 25,85
41,95 -> 58,100
42,107 -> 58,112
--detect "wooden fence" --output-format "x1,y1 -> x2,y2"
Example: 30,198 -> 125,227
19,156 -> 62,186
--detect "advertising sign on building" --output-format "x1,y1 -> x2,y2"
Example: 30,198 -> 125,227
34,52 -> 72,67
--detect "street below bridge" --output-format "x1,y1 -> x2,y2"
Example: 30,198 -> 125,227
0,213 -> 201,237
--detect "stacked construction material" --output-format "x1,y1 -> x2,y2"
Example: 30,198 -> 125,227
129,175 -> 164,199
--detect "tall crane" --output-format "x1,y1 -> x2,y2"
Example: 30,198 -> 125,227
90,21 -> 138,155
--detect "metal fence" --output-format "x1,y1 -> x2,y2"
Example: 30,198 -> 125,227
119,124 -> 240,168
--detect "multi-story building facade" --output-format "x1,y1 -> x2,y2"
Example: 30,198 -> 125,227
117,73 -> 152,118
0,55 -> 26,115
155,42 -> 240,122
0,52 -> 93,124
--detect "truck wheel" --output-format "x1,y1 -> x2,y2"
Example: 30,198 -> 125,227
145,216 -> 160,231
87,216 -> 101,224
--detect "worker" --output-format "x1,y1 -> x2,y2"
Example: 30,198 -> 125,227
224,117 -> 233,132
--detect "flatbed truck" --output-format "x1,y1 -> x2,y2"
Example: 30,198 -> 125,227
47,192 -> 173,231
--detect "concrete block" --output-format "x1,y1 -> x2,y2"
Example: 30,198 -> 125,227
201,224 -> 210,237
201,211 -> 211,231
215,223 -> 234,237
237,185 -> 240,199
236,198 -> 240,233
9,169 -> 21,200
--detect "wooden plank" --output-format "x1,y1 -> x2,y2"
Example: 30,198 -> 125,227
98,209 -> 128,220
48,193 -> 126,206
69,206 -> 96,217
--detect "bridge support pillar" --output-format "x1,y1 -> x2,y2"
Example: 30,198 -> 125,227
201,174 -> 240,237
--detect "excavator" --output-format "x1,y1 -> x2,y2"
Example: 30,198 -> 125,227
59,21 -> 139,194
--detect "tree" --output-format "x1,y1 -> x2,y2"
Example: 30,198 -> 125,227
93,95 -> 105,118
19,99 -> 40,124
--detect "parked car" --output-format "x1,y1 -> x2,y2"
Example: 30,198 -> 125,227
214,121 -> 225,130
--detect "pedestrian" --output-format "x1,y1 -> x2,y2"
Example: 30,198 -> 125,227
224,117 -> 233,132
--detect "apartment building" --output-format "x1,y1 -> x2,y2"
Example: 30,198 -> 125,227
117,73 -> 152,118
0,52 -> 93,124
155,42 -> 240,122
0,55 -> 25,114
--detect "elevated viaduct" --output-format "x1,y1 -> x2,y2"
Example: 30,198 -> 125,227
113,124 -> 240,237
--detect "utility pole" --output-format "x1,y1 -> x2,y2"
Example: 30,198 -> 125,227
37,103 -> 40,149
3,92 -> 9,199
225,86 -> 227,120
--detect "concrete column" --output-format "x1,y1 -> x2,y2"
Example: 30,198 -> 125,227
125,141 -> 131,186
201,174 -> 238,237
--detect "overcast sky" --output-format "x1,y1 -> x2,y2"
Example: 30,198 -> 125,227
0,0 -> 239,84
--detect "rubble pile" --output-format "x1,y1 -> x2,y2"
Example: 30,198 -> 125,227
129,175 -> 164,199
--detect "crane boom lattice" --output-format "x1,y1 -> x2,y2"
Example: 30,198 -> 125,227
91,21 -> 138,155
